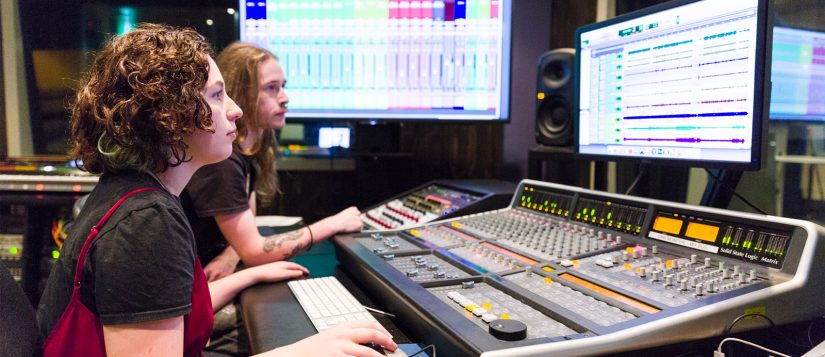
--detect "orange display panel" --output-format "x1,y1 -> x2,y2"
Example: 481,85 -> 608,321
480,242 -> 539,265
653,216 -> 683,235
438,226 -> 480,241
558,273 -> 661,314
685,222 -> 720,242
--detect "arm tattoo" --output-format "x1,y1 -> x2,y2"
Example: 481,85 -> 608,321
282,243 -> 305,260
262,229 -> 305,253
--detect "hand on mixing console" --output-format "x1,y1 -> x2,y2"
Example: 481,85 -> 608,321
203,245 -> 241,282
330,206 -> 365,234
249,261 -> 310,284
267,321 -> 397,357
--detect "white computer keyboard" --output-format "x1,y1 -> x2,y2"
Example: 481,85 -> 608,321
288,276 -> 383,332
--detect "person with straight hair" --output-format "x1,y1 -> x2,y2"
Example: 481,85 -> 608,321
37,24 -> 395,357
181,41 -> 362,277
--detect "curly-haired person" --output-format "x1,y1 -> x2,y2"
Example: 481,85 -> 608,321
36,24 -> 395,357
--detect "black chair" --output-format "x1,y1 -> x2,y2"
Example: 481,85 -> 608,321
0,259 -> 40,357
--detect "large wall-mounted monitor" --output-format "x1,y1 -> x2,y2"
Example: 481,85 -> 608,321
240,0 -> 513,122
575,0 -> 773,171
770,26 -> 825,121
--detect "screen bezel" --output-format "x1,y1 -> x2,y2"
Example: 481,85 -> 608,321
573,0 -> 774,171
238,0 -> 514,124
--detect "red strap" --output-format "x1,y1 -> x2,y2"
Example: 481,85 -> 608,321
73,188 -> 161,286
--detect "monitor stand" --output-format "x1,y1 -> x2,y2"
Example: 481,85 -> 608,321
699,169 -> 744,209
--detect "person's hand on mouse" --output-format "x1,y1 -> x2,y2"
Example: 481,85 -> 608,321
266,321 -> 396,357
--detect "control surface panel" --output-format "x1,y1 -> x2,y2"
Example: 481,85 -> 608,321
361,180 -> 516,231
334,180 -> 825,357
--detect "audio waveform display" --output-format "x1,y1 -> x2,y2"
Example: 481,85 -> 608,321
700,99 -> 747,104
699,71 -> 748,79
626,77 -> 692,87
624,138 -> 746,143
579,0 -> 759,162
626,102 -> 691,109
626,65 -> 693,76
653,39 -> 693,50
704,31 -> 737,41
626,126 -> 747,130
623,112 -> 749,120
698,57 -> 747,66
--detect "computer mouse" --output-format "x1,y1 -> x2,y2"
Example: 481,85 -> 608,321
360,342 -> 388,356
360,342 -> 410,356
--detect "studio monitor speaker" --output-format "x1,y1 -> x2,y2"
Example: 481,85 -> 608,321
536,48 -> 575,147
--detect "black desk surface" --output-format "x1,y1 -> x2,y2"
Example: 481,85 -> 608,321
238,235 -> 413,354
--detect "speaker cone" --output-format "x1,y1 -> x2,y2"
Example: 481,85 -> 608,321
538,96 -> 571,137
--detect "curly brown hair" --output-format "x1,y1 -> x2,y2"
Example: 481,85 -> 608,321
69,23 -> 214,174
216,41 -> 281,206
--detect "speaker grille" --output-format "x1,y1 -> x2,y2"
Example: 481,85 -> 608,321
538,96 -> 571,138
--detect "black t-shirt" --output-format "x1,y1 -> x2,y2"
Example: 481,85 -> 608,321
181,151 -> 257,265
37,171 -> 196,343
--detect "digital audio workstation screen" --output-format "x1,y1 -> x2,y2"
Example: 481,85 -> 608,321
770,26 -> 825,121
578,0 -> 759,162
240,1 -> 512,121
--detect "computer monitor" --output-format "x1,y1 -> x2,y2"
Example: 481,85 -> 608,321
575,0 -> 773,171
240,0 -> 513,122
770,26 -> 825,121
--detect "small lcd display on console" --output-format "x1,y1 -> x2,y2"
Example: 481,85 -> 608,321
648,211 -> 792,269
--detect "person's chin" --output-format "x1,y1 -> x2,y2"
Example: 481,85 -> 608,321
270,117 -> 286,129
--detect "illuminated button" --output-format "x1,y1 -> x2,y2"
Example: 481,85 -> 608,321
560,260 -> 574,267
537,92 -> 545,100
465,303 -> 480,311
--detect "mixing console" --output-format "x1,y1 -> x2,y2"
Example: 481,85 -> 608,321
385,253 -> 476,283
332,179 -> 825,357
505,270 -> 639,327
355,233 -> 423,254
361,180 -> 516,231
428,282 -> 580,339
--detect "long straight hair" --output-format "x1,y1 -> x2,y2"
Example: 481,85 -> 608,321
215,41 -> 280,205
